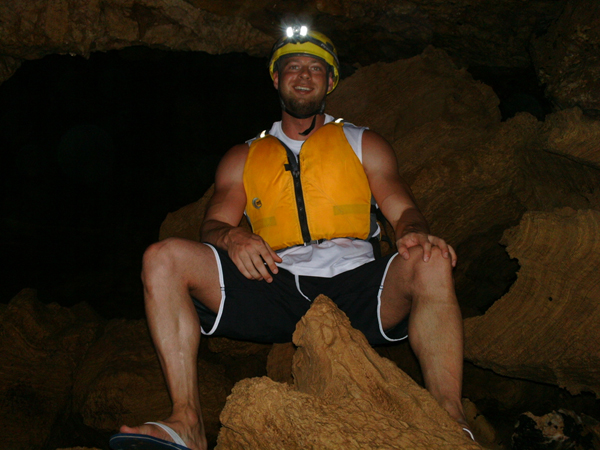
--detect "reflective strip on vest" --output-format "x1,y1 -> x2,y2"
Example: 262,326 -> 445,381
243,121 -> 372,251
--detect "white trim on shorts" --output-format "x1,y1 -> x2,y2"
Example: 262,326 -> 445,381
200,243 -> 226,336
378,252 -> 409,342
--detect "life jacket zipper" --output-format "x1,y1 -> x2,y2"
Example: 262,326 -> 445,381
281,141 -> 312,245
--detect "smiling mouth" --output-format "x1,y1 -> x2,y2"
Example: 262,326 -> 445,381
294,86 -> 312,92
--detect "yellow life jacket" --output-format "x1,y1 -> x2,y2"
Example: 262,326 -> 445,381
243,121 -> 374,251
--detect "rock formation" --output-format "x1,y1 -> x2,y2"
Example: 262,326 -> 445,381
72,317 -> 233,445
531,0 -> 600,114
464,209 -> 600,396
216,296 -> 480,450
0,289 -> 102,450
541,108 -> 600,167
512,409 -> 600,449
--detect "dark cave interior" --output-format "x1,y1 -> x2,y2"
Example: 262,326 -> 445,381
0,48 -> 281,319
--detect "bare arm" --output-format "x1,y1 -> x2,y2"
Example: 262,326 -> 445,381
201,144 -> 281,282
362,130 -> 456,266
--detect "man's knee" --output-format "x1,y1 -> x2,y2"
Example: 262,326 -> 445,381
141,238 -> 201,281
402,246 -> 454,288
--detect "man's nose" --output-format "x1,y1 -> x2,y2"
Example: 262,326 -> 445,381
299,66 -> 311,78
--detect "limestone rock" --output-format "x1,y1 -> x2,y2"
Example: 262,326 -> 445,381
512,112 -> 600,215
159,184 -> 253,242
512,409 -> 600,449
0,0 -> 567,79
0,289 -> 102,450
464,209 -> 600,396
72,318 -> 233,445
216,295 -> 480,449
328,46 -> 501,170
159,185 -> 213,241
206,335 -> 270,357
0,55 -> 21,85
0,0 -> 272,62
327,47 -> 500,146
266,342 -> 296,385
328,48 -> 526,250
532,0 -> 600,115
541,107 -> 600,167
462,398 -> 500,449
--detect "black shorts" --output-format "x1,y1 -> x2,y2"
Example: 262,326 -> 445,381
194,244 -> 409,346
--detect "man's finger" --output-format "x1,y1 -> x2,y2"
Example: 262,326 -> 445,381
234,251 -> 267,281
449,245 -> 458,267
233,256 -> 257,280
249,252 -> 275,282
435,238 -> 451,259
397,243 -> 410,260
261,246 -> 282,275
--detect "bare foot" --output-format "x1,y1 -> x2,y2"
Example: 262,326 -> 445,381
119,416 -> 207,450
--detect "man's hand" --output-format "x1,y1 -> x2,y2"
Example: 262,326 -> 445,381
224,227 -> 282,282
396,231 -> 457,267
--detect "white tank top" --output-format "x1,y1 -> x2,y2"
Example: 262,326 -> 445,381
247,115 -> 377,278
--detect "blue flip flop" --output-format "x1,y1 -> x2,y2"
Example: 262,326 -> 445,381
110,422 -> 191,450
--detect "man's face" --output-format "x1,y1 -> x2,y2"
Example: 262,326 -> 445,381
273,55 -> 334,117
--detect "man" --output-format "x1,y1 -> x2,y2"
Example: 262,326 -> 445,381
110,27 -> 471,450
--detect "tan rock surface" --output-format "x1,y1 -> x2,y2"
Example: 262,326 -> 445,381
531,0 -> 600,114
541,107 -> 600,167
464,209 -> 600,396
462,399 -> 500,450
328,49 -> 530,249
266,342 -> 296,385
72,318 -> 233,445
217,296 -> 480,449
0,289 -> 102,450
159,185 -> 213,241
0,0 -> 272,62
328,46 -> 501,150
206,335 -> 270,357
513,114 -> 600,214
0,0 -> 567,74
159,185 -> 253,242
512,409 -> 600,449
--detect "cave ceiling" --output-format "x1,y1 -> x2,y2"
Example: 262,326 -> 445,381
0,0 -> 567,74
2,0 -> 599,113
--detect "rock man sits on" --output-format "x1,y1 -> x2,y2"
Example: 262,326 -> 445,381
110,26 -> 471,450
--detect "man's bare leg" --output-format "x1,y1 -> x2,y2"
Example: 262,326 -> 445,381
381,246 -> 467,426
119,238 -> 223,450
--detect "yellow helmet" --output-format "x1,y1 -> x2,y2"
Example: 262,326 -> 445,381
268,26 -> 340,93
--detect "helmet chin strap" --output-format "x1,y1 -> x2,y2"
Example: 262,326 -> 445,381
298,115 -> 317,136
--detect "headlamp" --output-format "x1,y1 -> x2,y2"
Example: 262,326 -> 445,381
286,25 -> 309,40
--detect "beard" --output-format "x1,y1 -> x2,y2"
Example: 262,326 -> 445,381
280,90 -> 326,118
